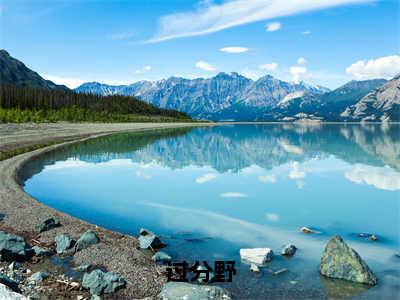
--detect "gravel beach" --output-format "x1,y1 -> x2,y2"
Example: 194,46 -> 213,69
0,122 -> 212,298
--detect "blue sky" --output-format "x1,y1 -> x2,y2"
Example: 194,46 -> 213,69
1,0 -> 399,89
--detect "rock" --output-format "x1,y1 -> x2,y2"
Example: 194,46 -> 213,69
369,235 -> 378,241
138,228 -> 166,249
281,244 -> 297,256
0,273 -> 20,292
8,261 -> 25,272
0,283 -> 27,299
75,230 -> 100,251
300,227 -> 315,234
32,246 -> 52,257
240,248 -> 273,265
195,265 -> 215,283
0,231 -> 32,261
157,282 -> 230,299
28,271 -> 49,283
91,295 -> 101,300
358,233 -> 378,241
82,269 -> 126,296
55,234 -> 73,254
37,217 -> 60,233
250,263 -> 260,273
320,235 -> 377,285
152,251 -> 171,263
72,264 -> 91,272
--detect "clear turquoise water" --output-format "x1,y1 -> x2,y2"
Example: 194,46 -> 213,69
21,124 -> 400,299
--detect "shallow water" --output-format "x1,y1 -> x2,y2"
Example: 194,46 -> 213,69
21,124 -> 400,299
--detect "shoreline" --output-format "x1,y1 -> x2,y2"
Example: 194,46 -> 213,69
0,122 -> 213,298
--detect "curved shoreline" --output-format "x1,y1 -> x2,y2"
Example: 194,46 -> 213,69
0,122 -> 212,298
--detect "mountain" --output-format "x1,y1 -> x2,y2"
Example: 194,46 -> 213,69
0,49 -> 68,91
341,75 -> 400,122
76,73 -> 330,120
263,79 -> 388,121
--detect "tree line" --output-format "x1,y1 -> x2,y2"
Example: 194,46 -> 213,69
0,84 -> 191,122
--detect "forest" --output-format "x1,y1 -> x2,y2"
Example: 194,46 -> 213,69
0,84 -> 191,123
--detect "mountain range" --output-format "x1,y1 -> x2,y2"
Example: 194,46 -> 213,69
76,73 -> 399,122
0,49 -> 398,122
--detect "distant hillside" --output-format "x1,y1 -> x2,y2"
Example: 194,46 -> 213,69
0,49 -> 68,91
341,74 -> 400,122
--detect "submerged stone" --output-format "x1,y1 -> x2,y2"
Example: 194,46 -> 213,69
28,271 -> 49,283
138,228 -> 165,249
157,282 -> 230,300
75,230 -> 100,251
73,264 -> 91,272
55,234 -> 73,254
152,251 -> 171,263
281,244 -> 297,256
320,235 -> 377,285
0,231 -> 32,261
82,269 -> 126,296
240,248 -> 273,265
250,263 -> 260,273
32,246 -> 52,257
37,217 -> 60,233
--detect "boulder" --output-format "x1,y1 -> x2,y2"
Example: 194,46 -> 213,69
32,246 -> 52,257
281,244 -> 297,256
75,230 -> 100,251
8,261 -> 25,272
82,269 -> 126,296
138,228 -> 165,249
152,251 -> 171,263
320,235 -> 377,285
0,283 -> 27,300
0,273 -> 20,292
250,263 -> 260,273
0,231 -> 32,261
37,217 -> 60,233
28,271 -> 49,283
240,248 -> 273,265
157,282 -> 230,299
55,234 -> 73,254
300,227 -> 315,234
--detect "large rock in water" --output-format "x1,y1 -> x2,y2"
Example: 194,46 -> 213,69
138,228 -> 165,249
82,269 -> 126,296
240,248 -> 273,265
157,282 -> 230,300
320,235 -> 377,285
0,231 -> 32,261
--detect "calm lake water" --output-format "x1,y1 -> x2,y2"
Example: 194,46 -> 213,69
21,124 -> 400,299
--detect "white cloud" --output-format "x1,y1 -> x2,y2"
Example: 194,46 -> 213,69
220,46 -> 249,53
135,65 -> 152,74
196,173 -> 217,184
43,75 -> 86,89
266,21 -> 281,32
289,161 -> 306,179
302,30 -> 311,35
259,174 -> 277,183
297,57 -> 307,65
259,62 -> 278,71
265,213 -> 280,222
195,61 -> 216,71
290,66 -> 307,83
136,171 -> 152,180
147,0 -> 371,43
220,192 -> 248,198
346,55 -> 400,80
296,180 -> 305,189
345,164 -> 400,191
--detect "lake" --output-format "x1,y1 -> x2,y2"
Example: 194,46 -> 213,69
21,124 -> 400,299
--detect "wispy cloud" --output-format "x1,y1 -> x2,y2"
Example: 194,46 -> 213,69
346,55 -> 400,80
297,57 -> 307,65
259,62 -> 278,71
302,30 -> 311,35
289,161 -> 306,179
195,61 -> 216,71
220,46 -> 249,53
258,174 -> 277,183
135,171 -> 152,180
265,212 -> 280,222
135,65 -> 152,74
196,173 -> 217,184
147,0 -> 371,43
220,192 -> 248,198
265,21 -> 281,32
290,66 -> 307,83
